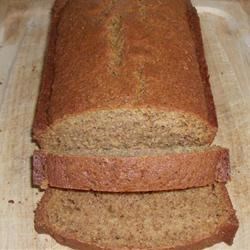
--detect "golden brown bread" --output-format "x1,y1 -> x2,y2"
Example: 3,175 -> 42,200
32,1 -> 238,249
32,0 -> 218,153
33,146 -> 230,192
35,184 -> 238,250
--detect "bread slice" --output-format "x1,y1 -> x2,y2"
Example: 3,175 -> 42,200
33,146 -> 230,192
33,0 -> 217,154
35,184 -> 238,250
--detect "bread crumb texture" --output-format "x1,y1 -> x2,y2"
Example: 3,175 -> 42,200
36,185 -> 236,249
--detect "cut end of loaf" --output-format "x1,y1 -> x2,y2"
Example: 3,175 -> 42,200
34,108 -> 217,155
35,185 -> 238,250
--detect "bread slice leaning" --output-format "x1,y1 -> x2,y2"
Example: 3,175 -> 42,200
35,184 -> 238,250
33,146 -> 230,192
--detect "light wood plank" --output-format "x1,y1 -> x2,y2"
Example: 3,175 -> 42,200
193,0 -> 250,249
0,0 -> 249,249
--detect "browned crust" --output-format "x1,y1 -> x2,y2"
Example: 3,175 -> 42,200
33,147 -> 230,192
186,1 -> 218,129
32,0 -> 218,145
32,0 -> 69,141
34,185 -> 238,250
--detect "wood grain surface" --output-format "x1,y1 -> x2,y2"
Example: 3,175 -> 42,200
0,0 -> 249,249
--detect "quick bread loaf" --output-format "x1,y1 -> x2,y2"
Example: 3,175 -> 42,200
33,0 -> 239,249
35,184 -> 238,250
33,0 -> 217,155
33,146 -> 230,192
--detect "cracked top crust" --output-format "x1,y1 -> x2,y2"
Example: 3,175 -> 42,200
32,0 -> 217,146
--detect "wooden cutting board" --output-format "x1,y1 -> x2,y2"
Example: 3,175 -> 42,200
0,0 -> 249,249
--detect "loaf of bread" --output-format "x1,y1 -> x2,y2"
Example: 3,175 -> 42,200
33,0 -> 217,155
35,184 -> 238,250
33,1 -> 238,249
33,146 -> 230,192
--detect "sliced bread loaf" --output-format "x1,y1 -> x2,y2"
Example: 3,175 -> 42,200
33,146 -> 230,191
35,184 -> 238,250
33,0 -> 217,153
